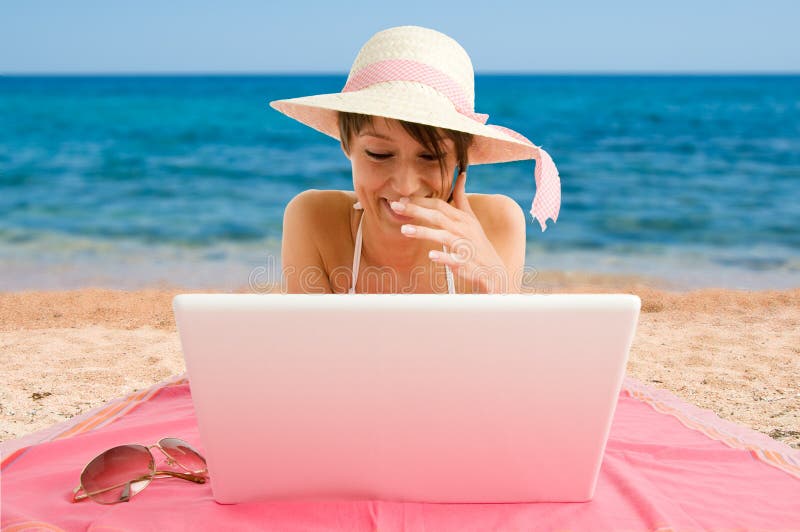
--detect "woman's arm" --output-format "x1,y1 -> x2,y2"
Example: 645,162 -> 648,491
281,190 -> 333,294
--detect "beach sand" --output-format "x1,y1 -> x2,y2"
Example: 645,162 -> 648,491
1,274 -> 798,449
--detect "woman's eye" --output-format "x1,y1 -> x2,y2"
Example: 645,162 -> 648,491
420,153 -> 442,162
365,150 -> 391,160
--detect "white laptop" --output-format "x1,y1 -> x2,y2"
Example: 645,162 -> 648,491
173,293 -> 641,504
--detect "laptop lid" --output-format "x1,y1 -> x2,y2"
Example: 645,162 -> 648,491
173,293 -> 641,503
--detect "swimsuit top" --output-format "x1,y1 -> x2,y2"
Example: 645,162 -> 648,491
349,201 -> 456,294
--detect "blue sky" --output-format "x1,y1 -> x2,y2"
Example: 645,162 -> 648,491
2,0 -> 799,74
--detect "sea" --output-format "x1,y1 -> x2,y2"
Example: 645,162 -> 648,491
1,74 -> 798,291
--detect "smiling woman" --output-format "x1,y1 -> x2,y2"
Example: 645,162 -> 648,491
338,111 -> 473,199
272,25 -> 561,294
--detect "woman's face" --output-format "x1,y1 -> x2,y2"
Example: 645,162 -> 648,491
344,118 -> 457,227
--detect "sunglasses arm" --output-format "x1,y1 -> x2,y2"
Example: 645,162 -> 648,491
153,469 -> 207,483
72,471 -> 207,503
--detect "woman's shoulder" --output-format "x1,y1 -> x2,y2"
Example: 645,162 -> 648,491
284,189 -> 523,232
284,187 -> 515,216
283,189 -> 357,230
283,189 -> 358,251
468,193 -> 526,231
286,189 -> 522,218
285,189 -> 356,214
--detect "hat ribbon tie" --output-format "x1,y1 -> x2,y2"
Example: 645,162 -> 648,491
485,125 -> 561,232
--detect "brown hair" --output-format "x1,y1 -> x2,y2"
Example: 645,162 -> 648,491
338,112 -> 473,201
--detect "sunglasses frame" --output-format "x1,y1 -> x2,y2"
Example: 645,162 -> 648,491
72,437 -> 208,504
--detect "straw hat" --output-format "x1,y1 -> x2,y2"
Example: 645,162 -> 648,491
269,25 -> 561,231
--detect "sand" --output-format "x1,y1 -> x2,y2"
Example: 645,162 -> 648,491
1,274 -> 798,448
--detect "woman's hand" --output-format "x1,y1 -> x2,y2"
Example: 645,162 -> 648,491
390,171 -> 511,293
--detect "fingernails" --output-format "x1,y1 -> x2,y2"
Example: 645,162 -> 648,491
400,224 -> 416,235
390,201 -> 405,212
399,197 -> 410,204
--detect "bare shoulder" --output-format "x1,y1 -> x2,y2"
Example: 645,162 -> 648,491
467,193 -> 527,292
467,193 -> 526,232
284,189 -> 354,224
281,189 -> 355,293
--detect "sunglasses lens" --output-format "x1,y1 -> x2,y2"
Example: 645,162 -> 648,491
159,438 -> 207,474
81,445 -> 154,504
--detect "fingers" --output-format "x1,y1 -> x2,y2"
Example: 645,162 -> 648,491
428,249 -> 468,266
400,224 -> 457,248
389,197 -> 466,228
428,249 -> 508,293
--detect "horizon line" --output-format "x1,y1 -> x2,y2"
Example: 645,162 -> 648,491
2,70 -> 800,77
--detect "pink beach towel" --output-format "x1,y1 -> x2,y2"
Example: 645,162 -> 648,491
2,375 -> 799,531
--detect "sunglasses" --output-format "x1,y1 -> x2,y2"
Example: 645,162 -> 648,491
72,437 -> 208,504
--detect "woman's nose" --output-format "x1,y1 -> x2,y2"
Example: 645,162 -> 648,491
391,165 -> 425,197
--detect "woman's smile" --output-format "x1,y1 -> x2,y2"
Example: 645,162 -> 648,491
380,197 -> 414,223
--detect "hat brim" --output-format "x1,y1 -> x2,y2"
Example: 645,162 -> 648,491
269,83 -> 539,166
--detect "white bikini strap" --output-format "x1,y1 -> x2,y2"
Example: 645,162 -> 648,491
349,202 -> 364,294
443,252 -> 455,294
350,200 -> 454,294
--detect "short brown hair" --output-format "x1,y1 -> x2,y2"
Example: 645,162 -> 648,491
338,112 -> 473,201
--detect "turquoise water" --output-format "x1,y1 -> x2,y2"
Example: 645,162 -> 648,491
1,75 -> 799,290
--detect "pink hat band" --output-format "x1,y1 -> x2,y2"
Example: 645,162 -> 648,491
341,58 -> 560,231
343,59 -> 490,124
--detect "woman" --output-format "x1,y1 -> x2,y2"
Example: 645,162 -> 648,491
272,26 -> 561,294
